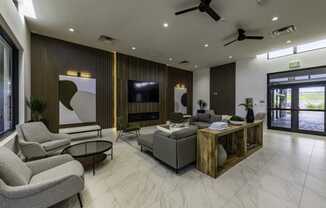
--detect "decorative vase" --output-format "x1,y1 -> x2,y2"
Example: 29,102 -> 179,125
218,144 -> 227,167
246,108 -> 255,123
197,109 -> 206,114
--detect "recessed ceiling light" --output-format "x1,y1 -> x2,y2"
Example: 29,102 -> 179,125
68,28 -> 75,32
228,56 -> 233,59
168,57 -> 173,61
163,22 -> 169,28
131,46 -> 136,50
286,40 -> 292,44
272,16 -> 279,22
194,65 -> 198,68
204,43 -> 209,48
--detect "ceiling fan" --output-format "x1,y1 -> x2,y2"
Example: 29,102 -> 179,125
224,29 -> 264,46
175,0 -> 221,21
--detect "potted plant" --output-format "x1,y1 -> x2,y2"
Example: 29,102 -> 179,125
239,98 -> 255,123
26,97 -> 47,122
197,99 -> 207,113
229,115 -> 245,125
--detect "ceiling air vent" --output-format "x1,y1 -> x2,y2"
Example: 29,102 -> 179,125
272,25 -> 296,37
179,60 -> 190,65
98,35 -> 115,43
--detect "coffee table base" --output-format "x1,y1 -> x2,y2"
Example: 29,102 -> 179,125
76,150 -> 113,175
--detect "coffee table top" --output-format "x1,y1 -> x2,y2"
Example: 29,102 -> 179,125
62,140 -> 112,158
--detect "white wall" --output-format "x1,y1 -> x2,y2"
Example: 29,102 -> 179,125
193,68 -> 210,114
0,0 -> 31,150
193,48 -> 326,119
236,48 -> 326,117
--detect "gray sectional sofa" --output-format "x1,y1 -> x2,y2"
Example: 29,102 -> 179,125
138,126 -> 198,172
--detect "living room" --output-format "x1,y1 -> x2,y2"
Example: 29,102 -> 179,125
1,0 -> 326,208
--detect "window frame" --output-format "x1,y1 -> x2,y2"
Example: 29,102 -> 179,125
0,26 -> 19,139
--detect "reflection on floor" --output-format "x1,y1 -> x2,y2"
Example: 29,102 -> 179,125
74,127 -> 326,208
272,111 -> 325,132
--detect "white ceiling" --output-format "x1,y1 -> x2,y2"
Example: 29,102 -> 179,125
25,0 -> 326,70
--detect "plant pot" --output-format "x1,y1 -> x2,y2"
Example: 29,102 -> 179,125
246,108 -> 255,123
197,109 -> 206,114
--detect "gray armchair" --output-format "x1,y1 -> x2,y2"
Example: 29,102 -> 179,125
0,147 -> 84,208
153,126 -> 198,172
17,122 -> 71,160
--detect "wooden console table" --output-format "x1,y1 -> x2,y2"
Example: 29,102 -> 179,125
196,120 -> 263,178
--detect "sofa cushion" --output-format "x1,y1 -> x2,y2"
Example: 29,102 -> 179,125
192,122 -> 210,129
42,139 -> 71,151
0,147 -> 32,186
20,122 -> 51,143
197,113 -> 210,122
171,126 -> 198,139
30,160 -> 84,184
210,115 -> 222,123
138,134 -> 154,150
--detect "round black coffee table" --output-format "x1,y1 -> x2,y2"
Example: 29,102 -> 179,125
62,140 -> 113,175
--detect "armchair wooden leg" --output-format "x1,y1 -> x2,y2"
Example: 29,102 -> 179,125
77,193 -> 83,208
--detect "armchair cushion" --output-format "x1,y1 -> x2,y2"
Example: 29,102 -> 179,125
20,122 -> 51,143
42,139 -> 70,152
30,161 -> 84,185
26,154 -> 74,175
0,148 -> 32,186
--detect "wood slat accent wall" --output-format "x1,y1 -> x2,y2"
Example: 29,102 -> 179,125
31,34 -> 114,132
116,54 -> 193,128
116,53 -> 167,127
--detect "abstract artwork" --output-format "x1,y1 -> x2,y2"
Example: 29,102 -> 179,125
59,75 -> 96,125
174,87 -> 187,114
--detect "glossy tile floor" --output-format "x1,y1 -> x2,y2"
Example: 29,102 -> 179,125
76,127 -> 326,208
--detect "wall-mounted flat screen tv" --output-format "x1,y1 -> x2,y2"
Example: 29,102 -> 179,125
128,80 -> 159,103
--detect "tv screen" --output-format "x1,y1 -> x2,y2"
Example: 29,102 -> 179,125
128,80 -> 159,103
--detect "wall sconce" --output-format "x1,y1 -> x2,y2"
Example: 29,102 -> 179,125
66,70 -> 92,78
175,83 -> 186,89
67,70 -> 78,76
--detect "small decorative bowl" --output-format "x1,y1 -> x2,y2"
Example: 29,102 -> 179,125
229,120 -> 245,125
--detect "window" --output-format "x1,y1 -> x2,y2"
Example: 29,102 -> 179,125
297,39 -> 326,53
257,38 -> 326,60
0,29 -> 18,136
268,47 -> 294,59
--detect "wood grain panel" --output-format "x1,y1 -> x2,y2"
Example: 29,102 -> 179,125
167,67 -> 193,117
31,34 -> 114,132
116,53 -> 167,127
210,63 -> 236,115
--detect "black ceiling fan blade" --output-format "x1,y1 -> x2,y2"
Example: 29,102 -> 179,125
175,6 -> 199,15
224,39 -> 237,47
245,36 -> 264,40
201,0 -> 212,4
205,6 -> 221,21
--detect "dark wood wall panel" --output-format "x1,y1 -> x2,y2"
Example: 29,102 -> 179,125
210,63 -> 236,115
167,67 -> 193,116
117,53 -> 167,127
31,34 -> 114,132
117,53 -> 193,128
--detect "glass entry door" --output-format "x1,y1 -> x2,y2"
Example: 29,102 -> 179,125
269,84 -> 326,135
298,86 -> 325,132
270,88 -> 292,129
